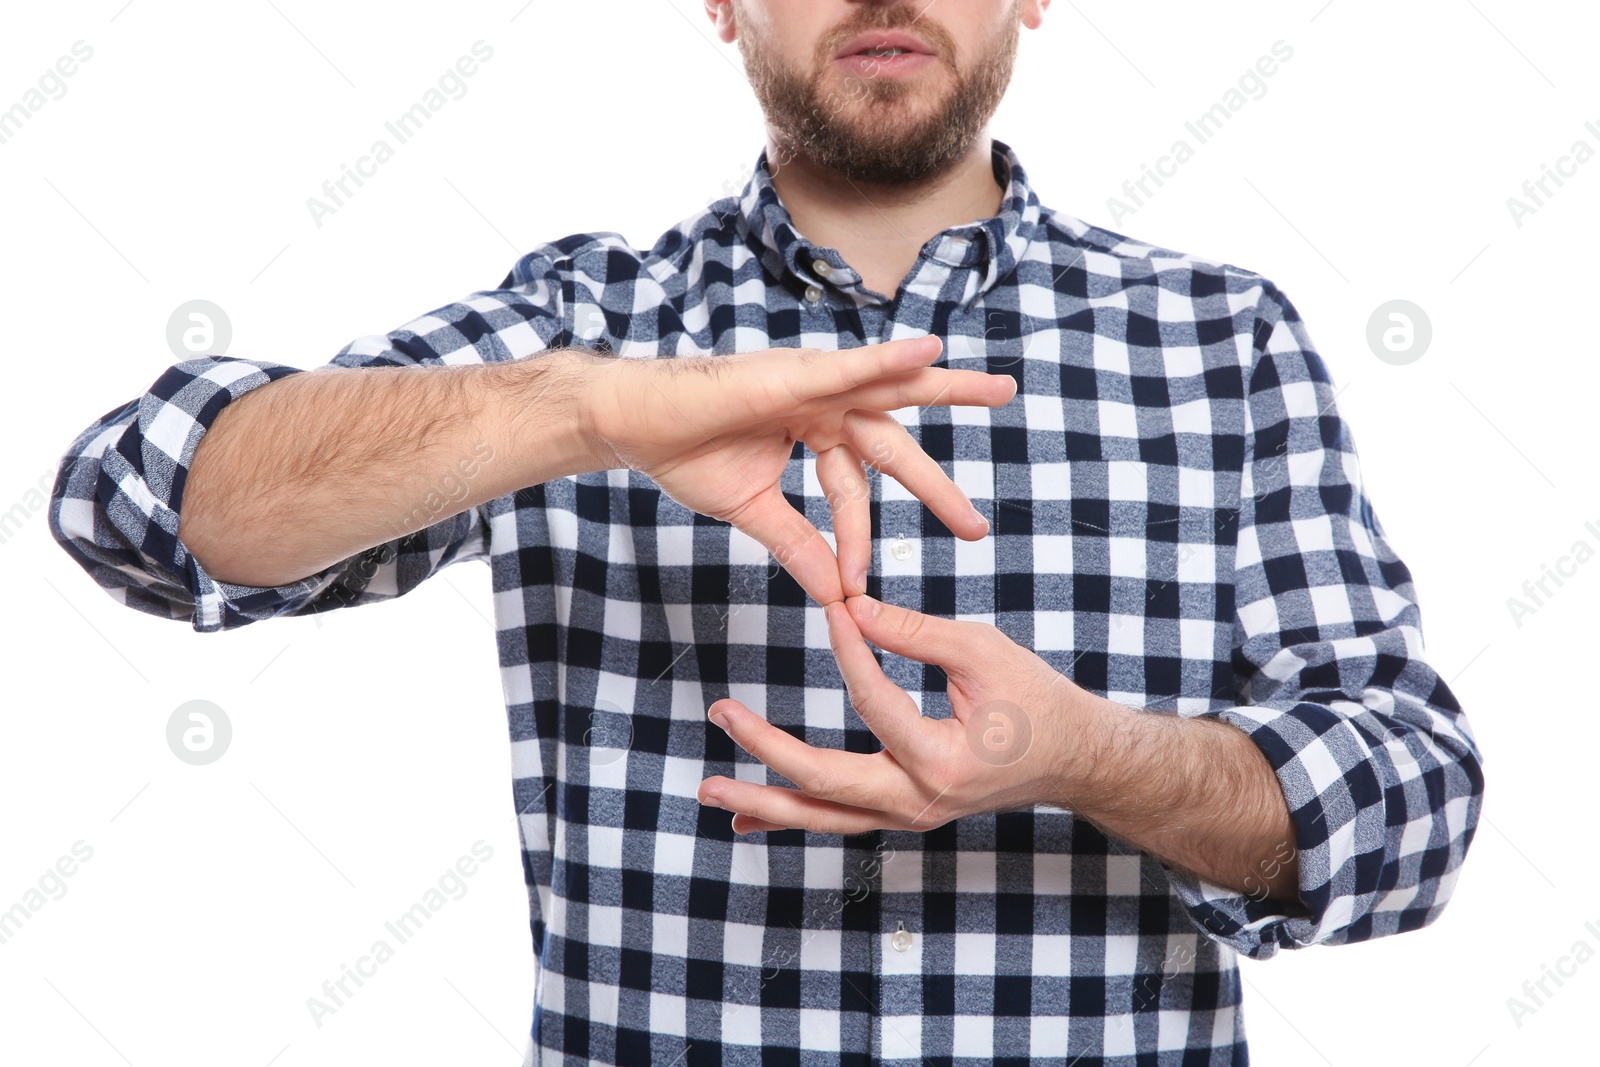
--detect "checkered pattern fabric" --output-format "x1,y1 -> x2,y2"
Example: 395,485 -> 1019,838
50,140 -> 1483,1065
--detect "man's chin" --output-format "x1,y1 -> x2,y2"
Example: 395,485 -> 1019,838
793,136 -> 969,186
829,92 -> 950,135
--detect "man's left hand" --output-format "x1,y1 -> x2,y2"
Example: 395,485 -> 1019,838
695,594 -> 1109,835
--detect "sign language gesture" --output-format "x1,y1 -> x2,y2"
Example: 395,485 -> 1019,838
697,594 -> 1305,904
584,335 -> 1013,605
697,594 -> 1085,834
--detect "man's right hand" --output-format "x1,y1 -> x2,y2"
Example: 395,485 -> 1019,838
577,336 -> 1015,606
178,334 -> 1009,595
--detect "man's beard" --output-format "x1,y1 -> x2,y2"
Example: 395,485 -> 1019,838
736,2 -> 1021,186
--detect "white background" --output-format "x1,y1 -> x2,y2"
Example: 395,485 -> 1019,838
1,1 -> 1594,1064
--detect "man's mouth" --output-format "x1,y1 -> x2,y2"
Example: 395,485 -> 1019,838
833,30 -> 935,61
832,29 -> 937,76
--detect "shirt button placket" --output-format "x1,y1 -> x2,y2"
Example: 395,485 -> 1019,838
880,915 -> 923,1059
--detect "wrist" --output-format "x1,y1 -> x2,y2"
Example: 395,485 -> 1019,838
485,350 -> 614,483
559,348 -> 625,474
563,348 -> 630,473
1045,684 -> 1145,818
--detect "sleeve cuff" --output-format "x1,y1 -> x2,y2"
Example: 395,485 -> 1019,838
1161,700 -> 1387,959
98,356 -> 363,631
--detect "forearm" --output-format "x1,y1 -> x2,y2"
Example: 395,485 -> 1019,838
179,351 -> 601,587
1057,692 -> 1301,904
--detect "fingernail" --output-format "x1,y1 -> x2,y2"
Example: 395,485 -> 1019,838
852,566 -> 868,592
701,793 -> 723,809
853,594 -> 881,618
708,707 -> 729,730
973,506 -> 989,528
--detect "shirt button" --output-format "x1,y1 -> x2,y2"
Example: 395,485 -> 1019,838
891,921 -> 914,952
890,537 -> 913,561
804,284 -> 823,303
812,258 -> 832,277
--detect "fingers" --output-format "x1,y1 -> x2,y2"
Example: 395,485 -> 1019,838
841,413 -> 991,541
768,334 -> 940,404
845,594 -> 992,674
832,366 -> 1017,415
817,445 -> 871,597
738,336 -> 946,412
701,775 -> 896,836
823,601 -> 926,758
705,697 -> 891,810
724,485 -> 843,605
731,337 -> 1016,422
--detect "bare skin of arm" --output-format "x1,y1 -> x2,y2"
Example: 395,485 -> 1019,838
1049,690 -> 1303,904
177,337 -> 1016,603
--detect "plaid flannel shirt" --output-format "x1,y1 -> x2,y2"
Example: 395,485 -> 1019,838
50,139 -> 1483,1065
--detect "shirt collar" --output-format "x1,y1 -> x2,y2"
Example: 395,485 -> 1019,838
737,137 -> 1041,306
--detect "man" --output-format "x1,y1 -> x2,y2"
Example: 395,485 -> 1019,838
50,0 -> 1483,1063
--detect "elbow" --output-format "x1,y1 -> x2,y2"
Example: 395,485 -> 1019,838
1345,738 -> 1485,943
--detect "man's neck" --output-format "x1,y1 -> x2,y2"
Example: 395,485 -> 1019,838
765,134 -> 1006,301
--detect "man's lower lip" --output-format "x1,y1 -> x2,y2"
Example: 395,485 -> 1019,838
834,51 -> 934,77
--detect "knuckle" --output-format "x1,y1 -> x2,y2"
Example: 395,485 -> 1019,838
814,815 -> 849,837
895,610 -> 926,642
905,798 -> 942,829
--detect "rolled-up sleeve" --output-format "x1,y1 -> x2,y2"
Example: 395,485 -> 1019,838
1161,281 -> 1485,959
48,250 -> 570,633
